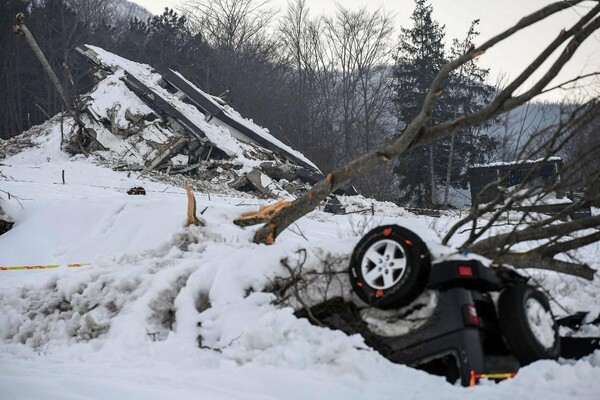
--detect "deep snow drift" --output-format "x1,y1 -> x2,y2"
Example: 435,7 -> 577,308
1,124 -> 600,399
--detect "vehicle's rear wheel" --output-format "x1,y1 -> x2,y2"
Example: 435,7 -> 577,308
498,284 -> 560,365
349,225 -> 431,309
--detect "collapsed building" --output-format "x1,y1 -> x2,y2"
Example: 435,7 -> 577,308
468,158 -> 591,219
468,158 -> 564,204
68,45 -> 324,198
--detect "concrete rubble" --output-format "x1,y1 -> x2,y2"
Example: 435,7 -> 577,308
26,45 -> 325,199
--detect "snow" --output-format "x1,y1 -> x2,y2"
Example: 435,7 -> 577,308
473,156 -> 563,168
506,189 -> 573,207
86,70 -> 156,130
1,127 -> 600,398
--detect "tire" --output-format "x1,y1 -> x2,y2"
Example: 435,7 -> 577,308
349,225 -> 431,309
498,284 -> 560,365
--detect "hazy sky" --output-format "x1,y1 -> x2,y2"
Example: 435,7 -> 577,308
130,0 -> 600,102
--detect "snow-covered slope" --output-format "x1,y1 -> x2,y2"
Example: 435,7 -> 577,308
1,127 -> 599,399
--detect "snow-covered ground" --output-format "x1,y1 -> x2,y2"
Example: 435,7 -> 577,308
1,128 -> 600,399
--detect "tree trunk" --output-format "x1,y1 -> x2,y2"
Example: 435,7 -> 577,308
443,133 -> 455,208
429,144 -> 436,206
18,24 -> 73,115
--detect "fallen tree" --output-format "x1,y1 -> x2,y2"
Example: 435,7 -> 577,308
252,1 -> 600,278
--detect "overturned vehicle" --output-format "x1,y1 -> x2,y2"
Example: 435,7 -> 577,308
296,224 -> 600,386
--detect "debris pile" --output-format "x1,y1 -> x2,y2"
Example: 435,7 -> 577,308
20,45 -> 324,199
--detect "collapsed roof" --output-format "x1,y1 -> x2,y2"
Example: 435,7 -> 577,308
72,45 -> 323,197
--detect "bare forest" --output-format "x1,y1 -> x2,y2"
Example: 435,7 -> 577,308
5,0 -> 593,206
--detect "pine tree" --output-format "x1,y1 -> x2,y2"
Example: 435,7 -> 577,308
441,20 -> 499,207
392,0 -> 448,207
392,1 -> 499,207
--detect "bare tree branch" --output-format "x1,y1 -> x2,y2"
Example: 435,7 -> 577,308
539,72 -> 600,95
443,100 -> 599,247
469,215 -> 600,254
537,230 -> 600,257
423,10 -> 600,146
252,1 -> 600,245
492,252 -> 595,280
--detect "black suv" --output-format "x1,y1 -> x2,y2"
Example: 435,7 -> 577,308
306,225 -> 599,386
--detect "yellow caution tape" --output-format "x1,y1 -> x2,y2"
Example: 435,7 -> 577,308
470,370 -> 517,386
476,373 -> 517,379
0,263 -> 90,271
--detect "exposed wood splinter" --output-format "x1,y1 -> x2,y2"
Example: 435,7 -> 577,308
186,182 -> 204,227
266,223 -> 277,245
326,173 -> 334,188
233,200 -> 292,227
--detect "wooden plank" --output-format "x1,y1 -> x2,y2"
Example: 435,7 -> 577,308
169,163 -> 202,175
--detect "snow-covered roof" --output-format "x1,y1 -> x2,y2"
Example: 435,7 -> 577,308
472,157 -> 562,169
78,45 -> 321,174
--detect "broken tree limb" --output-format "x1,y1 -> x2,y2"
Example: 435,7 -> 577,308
538,230 -> 600,258
186,182 -> 204,227
489,252 -> 595,281
12,13 -> 107,151
13,13 -> 72,114
253,1 -> 600,246
234,201 -> 292,230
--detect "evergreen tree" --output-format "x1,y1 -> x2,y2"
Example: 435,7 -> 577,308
392,0 -> 448,207
441,20 -> 499,207
147,9 -> 191,65
392,1 -> 499,207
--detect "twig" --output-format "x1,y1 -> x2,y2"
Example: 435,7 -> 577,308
34,103 -> 51,119
199,333 -> 243,352
0,190 -> 25,209
539,72 -> 600,95
289,223 -> 308,241
60,110 -> 65,151
280,249 -> 322,326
